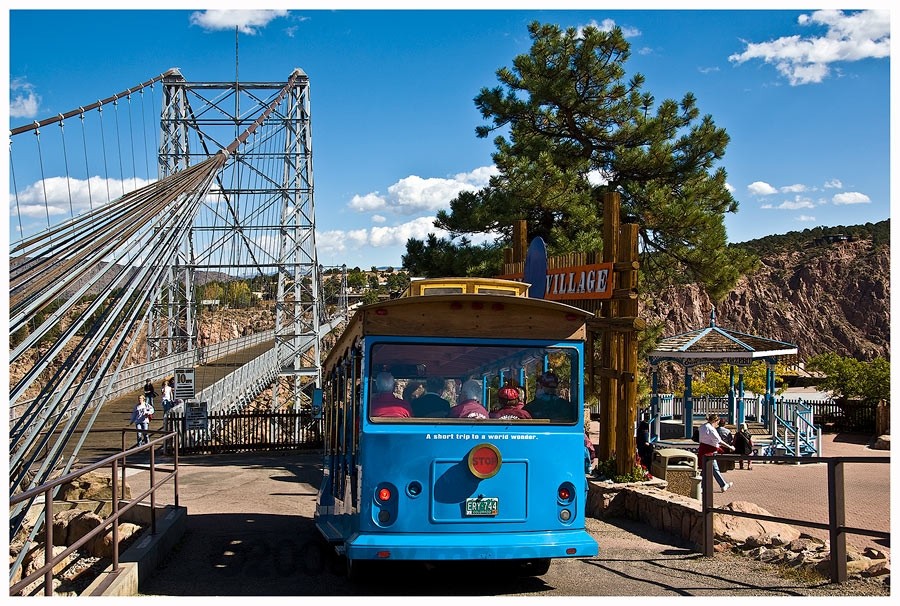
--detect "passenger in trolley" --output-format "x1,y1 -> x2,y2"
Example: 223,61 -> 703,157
371,371 -> 413,417
489,385 -> 533,420
411,376 -> 451,418
447,379 -> 489,419
524,371 -> 574,421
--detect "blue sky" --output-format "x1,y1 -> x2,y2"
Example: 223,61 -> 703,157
5,5 -> 893,269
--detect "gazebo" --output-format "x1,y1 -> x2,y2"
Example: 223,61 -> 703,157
648,310 -> 798,439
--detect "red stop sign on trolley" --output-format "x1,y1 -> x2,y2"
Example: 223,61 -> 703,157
468,443 -> 502,479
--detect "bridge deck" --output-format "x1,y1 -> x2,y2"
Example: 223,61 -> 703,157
57,340 -> 276,466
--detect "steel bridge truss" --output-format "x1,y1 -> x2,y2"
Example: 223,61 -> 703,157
155,69 -> 323,411
9,69 -> 326,533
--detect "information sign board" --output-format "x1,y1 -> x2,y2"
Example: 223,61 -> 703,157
185,401 -> 208,431
174,368 -> 196,400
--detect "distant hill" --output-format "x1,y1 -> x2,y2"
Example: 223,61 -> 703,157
642,220 -> 890,362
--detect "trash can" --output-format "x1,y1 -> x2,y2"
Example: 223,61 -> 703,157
651,448 -> 699,497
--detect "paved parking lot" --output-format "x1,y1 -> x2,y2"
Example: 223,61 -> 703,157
126,432 -> 888,595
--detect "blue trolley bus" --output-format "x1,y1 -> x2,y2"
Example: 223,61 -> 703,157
315,278 -> 598,577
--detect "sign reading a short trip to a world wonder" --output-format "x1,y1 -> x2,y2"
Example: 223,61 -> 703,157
543,262 -> 614,301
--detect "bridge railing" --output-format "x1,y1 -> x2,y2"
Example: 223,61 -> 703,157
196,348 -> 279,415
9,331 -> 275,425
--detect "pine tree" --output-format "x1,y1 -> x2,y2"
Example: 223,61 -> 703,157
405,21 -> 755,299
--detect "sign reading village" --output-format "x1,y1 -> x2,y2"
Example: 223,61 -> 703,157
543,262 -> 614,301
508,237 -> 615,301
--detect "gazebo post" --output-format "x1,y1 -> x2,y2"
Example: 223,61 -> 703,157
736,368 -> 745,426
728,366 -> 735,423
650,364 -> 659,442
684,367 -> 694,438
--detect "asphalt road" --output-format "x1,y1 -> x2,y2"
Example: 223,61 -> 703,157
133,449 -> 888,597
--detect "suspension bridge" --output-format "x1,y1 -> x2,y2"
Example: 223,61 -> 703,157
8,68 -> 349,538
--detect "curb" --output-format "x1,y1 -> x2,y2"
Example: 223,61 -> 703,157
83,504 -> 187,596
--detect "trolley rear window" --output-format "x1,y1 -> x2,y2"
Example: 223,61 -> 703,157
367,342 -> 580,424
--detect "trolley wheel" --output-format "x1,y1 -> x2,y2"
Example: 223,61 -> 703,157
345,557 -> 378,582
511,558 -> 552,576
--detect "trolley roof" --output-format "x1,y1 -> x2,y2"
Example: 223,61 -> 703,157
323,286 -> 593,376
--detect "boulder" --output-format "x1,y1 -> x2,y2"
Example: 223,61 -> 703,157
65,511 -> 104,547
57,471 -> 130,500
21,544 -> 77,580
87,522 -> 142,558
713,501 -> 802,545
51,509 -> 87,546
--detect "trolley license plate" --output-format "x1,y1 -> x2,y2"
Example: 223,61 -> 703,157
465,497 -> 499,516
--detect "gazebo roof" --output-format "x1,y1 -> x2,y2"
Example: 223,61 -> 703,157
648,310 -> 798,366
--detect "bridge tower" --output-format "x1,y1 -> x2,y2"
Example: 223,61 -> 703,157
273,70 -> 322,412
152,68 -> 197,360
152,69 -> 323,411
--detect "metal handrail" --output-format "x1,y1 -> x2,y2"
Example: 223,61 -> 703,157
701,453 -> 890,583
9,430 -> 179,596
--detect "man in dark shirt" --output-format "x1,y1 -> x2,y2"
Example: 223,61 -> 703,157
412,376 -> 451,418
524,371 -> 573,421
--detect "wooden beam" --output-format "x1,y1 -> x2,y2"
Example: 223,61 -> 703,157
616,222 -> 640,476
588,316 -> 647,331
598,192 -> 620,462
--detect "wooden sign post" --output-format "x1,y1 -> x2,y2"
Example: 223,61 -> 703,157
501,191 -> 642,475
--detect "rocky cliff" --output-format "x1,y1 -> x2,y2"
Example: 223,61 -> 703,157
642,236 -> 890,362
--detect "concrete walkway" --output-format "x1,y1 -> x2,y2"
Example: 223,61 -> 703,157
120,433 -> 889,596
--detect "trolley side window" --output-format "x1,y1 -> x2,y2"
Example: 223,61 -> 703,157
367,342 -> 580,424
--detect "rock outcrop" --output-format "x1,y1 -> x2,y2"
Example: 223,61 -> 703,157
643,237 -> 890,362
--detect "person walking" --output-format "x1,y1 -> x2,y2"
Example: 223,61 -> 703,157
130,394 -> 153,447
733,422 -> 755,470
698,413 -> 735,492
162,378 -> 175,414
143,378 -> 157,410
636,420 -> 653,471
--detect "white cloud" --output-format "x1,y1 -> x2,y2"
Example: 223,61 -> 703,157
698,67 -> 720,75
189,10 -> 289,34
577,19 -> 641,39
762,196 -> 816,210
348,192 -> 387,212
10,79 -> 40,119
824,178 -> 843,189
371,214 -> 386,224
585,169 -> 613,187
728,9 -> 890,85
796,215 -> 817,222
11,175 -> 155,218
349,165 -> 498,216
748,181 -> 778,196
832,191 -> 870,205
724,182 -> 735,194
317,228 -> 369,256
318,216 -> 500,257
780,184 -> 807,193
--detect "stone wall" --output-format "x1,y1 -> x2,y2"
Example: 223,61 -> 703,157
587,479 -> 704,548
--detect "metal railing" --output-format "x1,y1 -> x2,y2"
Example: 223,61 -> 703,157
9,429 -> 180,596
10,331 -> 275,425
701,453 -> 890,583
195,347 -> 279,414
163,410 -> 322,454
770,404 -> 820,456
